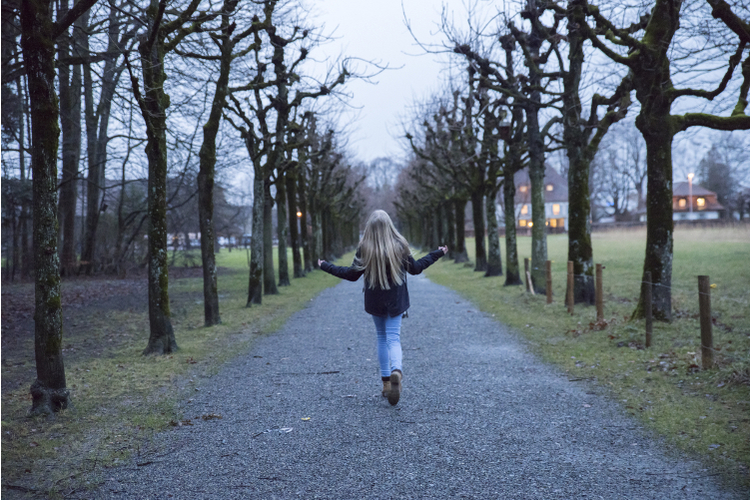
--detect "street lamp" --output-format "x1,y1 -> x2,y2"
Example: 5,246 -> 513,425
688,173 -> 694,215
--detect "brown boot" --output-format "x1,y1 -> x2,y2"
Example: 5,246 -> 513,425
388,370 -> 402,406
381,380 -> 391,398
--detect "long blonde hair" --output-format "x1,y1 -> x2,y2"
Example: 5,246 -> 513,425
355,210 -> 409,290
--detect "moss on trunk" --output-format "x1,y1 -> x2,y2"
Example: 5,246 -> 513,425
485,187 -> 503,277
287,170 -> 304,278
471,192 -> 487,272
453,199 -> 469,263
21,0 -> 72,413
247,168 -> 264,306
276,170 -> 290,286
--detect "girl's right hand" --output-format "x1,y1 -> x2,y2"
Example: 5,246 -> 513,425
317,259 -> 326,267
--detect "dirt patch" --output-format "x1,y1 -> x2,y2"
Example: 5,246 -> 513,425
1,266 -> 214,396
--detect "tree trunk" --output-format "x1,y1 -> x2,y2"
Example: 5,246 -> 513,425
276,170 -> 290,286
81,56 -> 102,274
17,77 -> 33,278
471,192 -> 487,272
263,178 -> 278,294
287,170 -> 304,277
20,0 -> 71,414
503,177 -> 522,286
247,164 -> 264,305
485,187 -> 502,277
80,6 -> 123,274
453,198 -> 469,263
527,107 -> 547,294
196,0 -> 238,325
563,0 -> 596,305
632,124 -> 674,321
57,2 -> 82,277
298,170 -> 312,272
567,153 -> 595,304
311,209 -> 322,268
444,200 -> 456,259
138,11 -> 176,355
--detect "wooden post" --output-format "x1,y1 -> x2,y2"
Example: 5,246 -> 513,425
698,275 -> 713,369
524,257 -> 531,293
644,271 -> 652,348
545,260 -> 552,304
566,261 -> 574,315
595,263 -> 603,321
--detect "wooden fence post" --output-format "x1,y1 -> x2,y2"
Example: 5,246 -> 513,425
566,261 -> 574,315
595,263 -> 603,322
546,260 -> 552,304
698,275 -> 713,369
644,271 -> 652,348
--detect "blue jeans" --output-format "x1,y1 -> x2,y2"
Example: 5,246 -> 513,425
372,314 -> 403,377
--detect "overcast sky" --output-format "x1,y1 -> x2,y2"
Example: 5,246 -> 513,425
310,0 -> 749,183
314,0 -> 459,164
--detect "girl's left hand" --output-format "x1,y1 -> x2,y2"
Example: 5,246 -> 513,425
438,245 -> 448,255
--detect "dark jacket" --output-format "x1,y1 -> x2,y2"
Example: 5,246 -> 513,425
320,248 -> 446,317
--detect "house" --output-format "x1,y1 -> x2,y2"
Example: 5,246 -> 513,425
499,166 -> 569,232
637,182 -> 725,222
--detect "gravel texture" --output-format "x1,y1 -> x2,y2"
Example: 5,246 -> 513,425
69,274 -> 743,499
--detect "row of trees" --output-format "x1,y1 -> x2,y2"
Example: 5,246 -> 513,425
396,0 -> 748,318
2,0 -> 367,414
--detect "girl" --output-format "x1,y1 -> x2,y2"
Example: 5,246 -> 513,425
318,210 -> 447,405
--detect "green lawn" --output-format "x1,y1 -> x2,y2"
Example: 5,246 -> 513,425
425,225 -> 750,485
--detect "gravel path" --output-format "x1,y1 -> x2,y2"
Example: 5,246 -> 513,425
72,274 -> 742,499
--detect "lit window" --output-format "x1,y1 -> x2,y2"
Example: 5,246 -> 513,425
697,197 -> 705,208
678,198 -> 686,208
550,218 -> 558,228
546,184 -> 554,191
519,219 -> 527,227
553,204 -> 560,215
519,185 -> 528,193
521,204 -> 528,215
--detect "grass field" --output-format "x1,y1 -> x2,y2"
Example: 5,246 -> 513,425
1,249 -> 336,497
424,225 -> 750,486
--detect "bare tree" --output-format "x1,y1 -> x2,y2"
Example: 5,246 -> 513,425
582,0 -> 750,320
127,0 -> 212,354
19,0 -> 99,414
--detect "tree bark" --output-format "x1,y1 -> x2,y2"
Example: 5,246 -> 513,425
263,178 -> 278,294
485,187 -> 502,277
80,6 -> 123,274
503,177 -> 522,286
298,171 -> 312,272
21,0 -> 71,415
196,0 -> 239,326
57,2 -> 82,277
453,198 -> 469,263
247,166 -> 264,305
563,0 -> 602,305
286,169 -> 304,277
527,96 -> 547,294
136,2 -> 176,355
632,123 -> 675,321
276,170 -> 290,286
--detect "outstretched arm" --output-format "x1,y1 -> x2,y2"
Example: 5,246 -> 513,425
406,247 -> 448,275
318,258 -> 364,282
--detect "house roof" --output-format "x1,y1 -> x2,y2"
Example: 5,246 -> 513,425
513,166 -> 568,203
672,182 -> 724,212
673,182 -> 715,197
